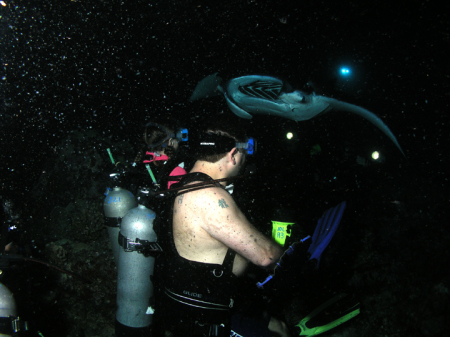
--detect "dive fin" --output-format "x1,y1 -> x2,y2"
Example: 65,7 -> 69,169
295,293 -> 360,336
189,73 -> 224,101
224,92 -> 253,119
307,201 -> 346,268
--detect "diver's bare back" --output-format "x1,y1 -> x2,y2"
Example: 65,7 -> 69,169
173,183 -> 280,276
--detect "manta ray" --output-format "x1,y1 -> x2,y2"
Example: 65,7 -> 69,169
189,73 -> 405,157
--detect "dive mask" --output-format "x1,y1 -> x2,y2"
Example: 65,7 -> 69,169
236,137 -> 256,156
197,132 -> 256,156
145,122 -> 188,148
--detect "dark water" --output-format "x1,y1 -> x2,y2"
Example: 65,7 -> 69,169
1,1 -> 449,336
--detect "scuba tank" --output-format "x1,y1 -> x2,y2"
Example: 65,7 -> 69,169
0,282 -> 30,337
0,283 -> 17,337
103,147 -> 138,265
115,204 -> 161,336
103,148 -> 160,336
103,187 -> 138,265
103,146 -> 179,336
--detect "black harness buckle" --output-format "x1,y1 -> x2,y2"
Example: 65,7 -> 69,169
118,233 -> 163,257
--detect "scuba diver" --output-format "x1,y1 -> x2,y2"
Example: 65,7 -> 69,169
103,119 -> 189,337
107,119 -> 189,200
156,118 -> 292,337
104,119 -> 190,266
155,117 -> 359,337
136,120 -> 189,192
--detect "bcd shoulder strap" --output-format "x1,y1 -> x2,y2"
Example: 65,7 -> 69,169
171,172 -> 223,191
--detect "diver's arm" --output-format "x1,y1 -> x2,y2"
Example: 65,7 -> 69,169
199,187 -> 283,269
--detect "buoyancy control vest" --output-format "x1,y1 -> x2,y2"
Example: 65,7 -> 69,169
157,173 -> 237,332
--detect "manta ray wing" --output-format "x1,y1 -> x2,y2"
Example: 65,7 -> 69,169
317,96 -> 406,156
224,92 -> 253,119
189,73 -> 223,101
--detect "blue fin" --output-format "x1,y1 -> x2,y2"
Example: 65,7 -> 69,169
308,201 -> 346,268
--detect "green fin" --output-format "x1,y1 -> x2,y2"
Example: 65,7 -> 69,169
295,293 -> 360,336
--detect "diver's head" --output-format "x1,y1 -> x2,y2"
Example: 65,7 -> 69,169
143,120 -> 188,158
191,118 -> 256,179
194,118 -> 255,164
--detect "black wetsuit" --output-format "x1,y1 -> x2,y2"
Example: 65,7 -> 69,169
157,173 -> 237,337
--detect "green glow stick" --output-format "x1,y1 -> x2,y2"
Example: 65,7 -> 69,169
145,164 -> 157,184
107,148 -> 115,165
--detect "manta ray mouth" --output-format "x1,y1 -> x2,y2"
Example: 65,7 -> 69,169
238,80 -> 283,101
